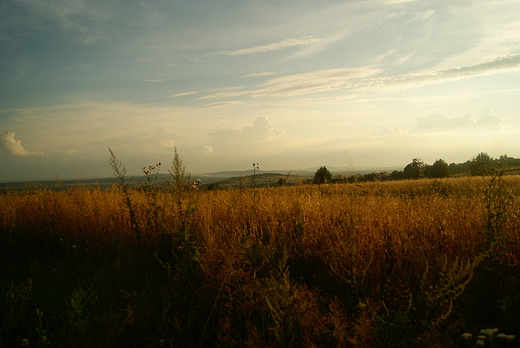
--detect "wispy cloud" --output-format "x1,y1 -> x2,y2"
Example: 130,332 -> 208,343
210,37 -> 322,56
196,101 -> 240,109
2,0 -> 118,44
362,53 -> 520,92
201,68 -> 382,99
144,78 -> 178,82
240,72 -> 277,78
170,91 -> 198,98
186,54 -> 520,105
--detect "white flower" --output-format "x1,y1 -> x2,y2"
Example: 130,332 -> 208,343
461,333 -> 472,340
480,328 -> 499,337
497,333 -> 516,341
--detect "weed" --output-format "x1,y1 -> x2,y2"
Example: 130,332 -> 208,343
108,147 -> 141,244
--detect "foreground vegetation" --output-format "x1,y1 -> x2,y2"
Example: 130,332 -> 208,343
1,163 -> 519,346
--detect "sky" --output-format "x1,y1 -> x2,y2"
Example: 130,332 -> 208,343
1,0 -> 520,182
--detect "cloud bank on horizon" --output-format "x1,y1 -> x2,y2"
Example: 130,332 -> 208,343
1,0 -> 519,181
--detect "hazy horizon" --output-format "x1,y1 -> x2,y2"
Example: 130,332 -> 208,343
1,0 -> 519,182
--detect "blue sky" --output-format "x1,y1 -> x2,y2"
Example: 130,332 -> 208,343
1,0 -> 519,181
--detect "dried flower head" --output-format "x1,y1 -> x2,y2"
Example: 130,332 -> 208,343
480,328 -> 499,338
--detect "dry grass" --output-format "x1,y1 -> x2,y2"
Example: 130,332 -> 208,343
1,176 -> 519,347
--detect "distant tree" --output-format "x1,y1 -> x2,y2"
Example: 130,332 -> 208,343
430,159 -> 450,178
424,165 -> 433,178
206,182 -> 221,191
334,174 -> 348,183
403,158 -> 425,179
498,154 -> 511,167
391,170 -> 403,180
469,152 -> 493,176
313,166 -> 332,184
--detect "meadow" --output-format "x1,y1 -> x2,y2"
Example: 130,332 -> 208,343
1,171 -> 519,347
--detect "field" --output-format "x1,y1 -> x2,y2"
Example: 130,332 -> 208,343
1,174 -> 519,347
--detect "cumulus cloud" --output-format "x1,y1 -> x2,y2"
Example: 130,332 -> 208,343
210,117 -> 285,148
372,127 -> 407,136
0,131 -> 43,156
179,144 -> 214,155
200,145 -> 214,154
160,139 -> 175,148
414,110 -> 502,133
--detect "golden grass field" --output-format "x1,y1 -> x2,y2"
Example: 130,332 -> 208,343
1,175 -> 519,347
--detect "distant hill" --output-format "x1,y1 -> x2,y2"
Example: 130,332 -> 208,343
0,165 -> 401,191
4,158 -> 519,191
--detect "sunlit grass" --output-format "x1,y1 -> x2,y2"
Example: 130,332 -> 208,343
1,175 -> 519,347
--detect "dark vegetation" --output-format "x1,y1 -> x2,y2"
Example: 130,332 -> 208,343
334,153 -> 520,184
1,149 -> 519,347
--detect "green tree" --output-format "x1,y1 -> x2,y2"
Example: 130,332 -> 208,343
403,158 -> 425,179
391,170 -> 403,180
469,152 -> 492,176
430,159 -> 450,178
313,166 -> 332,184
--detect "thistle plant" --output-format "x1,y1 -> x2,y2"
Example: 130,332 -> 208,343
142,163 -> 161,188
252,162 -> 259,189
250,163 -> 260,212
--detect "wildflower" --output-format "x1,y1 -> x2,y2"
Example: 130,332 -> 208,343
476,339 -> 485,346
481,328 -> 499,337
191,179 -> 202,189
22,339 -> 29,346
461,333 -> 472,340
497,333 -> 516,341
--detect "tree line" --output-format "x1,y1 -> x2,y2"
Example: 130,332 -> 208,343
313,153 -> 520,184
